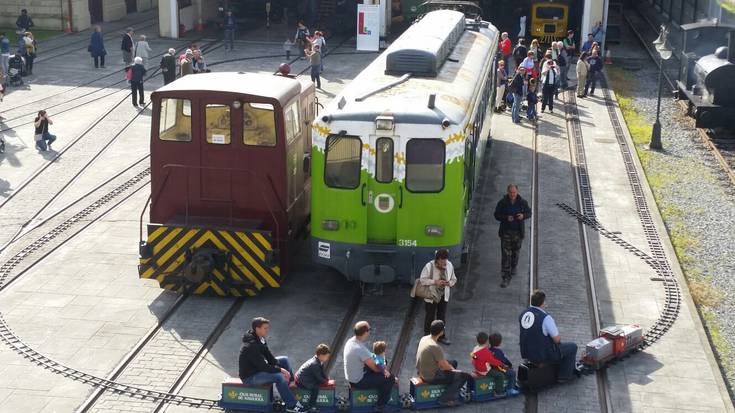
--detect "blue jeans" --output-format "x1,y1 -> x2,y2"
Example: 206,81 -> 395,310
37,132 -> 56,151
556,342 -> 578,380
224,29 -> 235,50
526,102 -> 536,120
584,71 -> 599,95
511,93 -> 522,123
505,368 -> 517,389
243,356 -> 297,407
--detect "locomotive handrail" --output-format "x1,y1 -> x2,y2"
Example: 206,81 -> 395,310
360,183 -> 367,206
153,164 -> 284,246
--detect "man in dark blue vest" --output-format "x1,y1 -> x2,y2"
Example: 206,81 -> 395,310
519,290 -> 578,382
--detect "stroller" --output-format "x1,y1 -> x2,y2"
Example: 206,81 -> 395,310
7,53 -> 25,86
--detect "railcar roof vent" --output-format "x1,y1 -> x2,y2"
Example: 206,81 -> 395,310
385,10 -> 466,77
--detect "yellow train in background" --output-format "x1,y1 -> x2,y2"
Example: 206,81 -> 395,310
531,1 -> 569,43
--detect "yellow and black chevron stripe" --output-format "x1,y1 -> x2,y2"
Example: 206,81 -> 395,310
138,224 -> 281,297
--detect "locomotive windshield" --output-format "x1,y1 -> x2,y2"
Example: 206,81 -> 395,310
324,135 -> 362,189
244,103 -> 277,147
158,98 -> 192,141
536,6 -> 565,19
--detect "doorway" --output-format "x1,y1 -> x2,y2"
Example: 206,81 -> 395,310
126,0 -> 138,14
88,0 -> 103,23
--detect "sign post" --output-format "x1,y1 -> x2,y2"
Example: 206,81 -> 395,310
357,4 -> 380,51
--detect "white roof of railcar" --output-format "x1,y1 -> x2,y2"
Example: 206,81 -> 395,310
322,11 -> 499,127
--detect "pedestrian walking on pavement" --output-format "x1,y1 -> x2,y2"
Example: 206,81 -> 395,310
160,48 -> 177,85
16,9 -> 34,38
540,56 -> 559,113
294,21 -> 310,58
509,67 -> 526,124
134,35 -> 152,65
584,50 -> 603,96
494,184 -> 531,288
555,42 -> 569,89
312,31 -> 326,72
306,46 -> 321,88
495,60 -> 507,112
89,25 -> 106,68
33,110 -> 56,151
121,27 -> 134,66
576,51 -> 589,97
22,32 -> 35,75
0,33 -> 10,82
418,249 -> 457,345
129,56 -> 147,108
223,10 -> 236,51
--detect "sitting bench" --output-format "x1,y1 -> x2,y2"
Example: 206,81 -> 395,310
517,361 -> 559,393
349,382 -> 400,412
409,377 -> 463,410
219,378 -> 274,411
290,379 -> 337,413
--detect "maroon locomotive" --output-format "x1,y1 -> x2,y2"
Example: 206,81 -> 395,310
138,71 -> 315,296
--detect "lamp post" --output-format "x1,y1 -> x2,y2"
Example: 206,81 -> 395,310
650,25 -> 672,151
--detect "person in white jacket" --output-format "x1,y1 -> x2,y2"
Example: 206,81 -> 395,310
418,249 -> 458,345
134,35 -> 152,65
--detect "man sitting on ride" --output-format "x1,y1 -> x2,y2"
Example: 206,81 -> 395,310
519,290 -> 579,383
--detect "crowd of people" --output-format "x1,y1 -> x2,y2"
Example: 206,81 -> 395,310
495,27 -> 605,124
0,9 -> 38,87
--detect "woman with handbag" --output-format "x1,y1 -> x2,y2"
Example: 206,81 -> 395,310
89,26 -> 106,68
415,249 -> 457,345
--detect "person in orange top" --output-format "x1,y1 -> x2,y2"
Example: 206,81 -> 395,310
471,332 -> 506,397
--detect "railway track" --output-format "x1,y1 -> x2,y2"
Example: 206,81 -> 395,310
524,106 -> 540,413
623,5 -> 735,188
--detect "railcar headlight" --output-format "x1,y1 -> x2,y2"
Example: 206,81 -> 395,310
375,115 -> 394,131
322,220 -> 340,231
425,225 -> 444,236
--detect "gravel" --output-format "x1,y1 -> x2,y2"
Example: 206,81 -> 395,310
613,22 -> 735,393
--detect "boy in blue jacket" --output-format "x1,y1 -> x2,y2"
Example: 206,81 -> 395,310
489,332 -> 518,392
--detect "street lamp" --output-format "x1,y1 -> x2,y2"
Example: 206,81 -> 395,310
650,25 -> 672,150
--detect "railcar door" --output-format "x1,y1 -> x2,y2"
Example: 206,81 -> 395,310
199,99 -> 239,218
366,135 -> 399,244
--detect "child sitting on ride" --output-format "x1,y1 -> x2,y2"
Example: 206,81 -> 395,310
371,341 -> 387,371
471,332 -> 506,397
295,344 -> 332,410
489,332 -> 519,394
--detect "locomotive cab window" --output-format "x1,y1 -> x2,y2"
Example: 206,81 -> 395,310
158,98 -> 192,141
324,135 -> 361,189
244,103 -> 277,147
205,104 -> 232,144
536,6 -> 565,19
406,139 -> 445,192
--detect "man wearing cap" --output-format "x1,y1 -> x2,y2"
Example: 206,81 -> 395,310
121,27 -> 134,65
160,48 -> 177,85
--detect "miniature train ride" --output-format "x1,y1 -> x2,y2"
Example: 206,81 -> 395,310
218,324 -> 644,411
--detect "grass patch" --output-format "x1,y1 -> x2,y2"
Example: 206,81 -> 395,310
689,280 -> 724,307
0,27 -> 64,43
702,309 -> 735,374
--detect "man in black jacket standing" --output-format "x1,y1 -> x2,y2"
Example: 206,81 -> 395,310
121,27 -> 134,66
494,184 -> 532,288
239,317 -> 308,413
159,48 -> 177,85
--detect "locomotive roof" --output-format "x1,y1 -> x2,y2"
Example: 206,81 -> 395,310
154,72 -> 305,105
321,15 -> 499,126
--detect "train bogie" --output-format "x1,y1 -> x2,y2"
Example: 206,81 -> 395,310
138,73 -> 315,296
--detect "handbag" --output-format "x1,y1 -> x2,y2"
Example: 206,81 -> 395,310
410,265 -> 441,303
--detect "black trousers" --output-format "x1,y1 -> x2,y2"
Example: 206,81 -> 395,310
163,72 -> 176,85
353,370 -> 396,407
427,361 -> 470,402
130,81 -> 144,106
424,298 -> 448,335
93,55 -> 105,68
541,84 -> 555,111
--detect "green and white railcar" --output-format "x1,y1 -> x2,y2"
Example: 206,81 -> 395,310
311,10 -> 500,283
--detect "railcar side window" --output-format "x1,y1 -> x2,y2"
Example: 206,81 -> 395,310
205,104 -> 231,144
244,103 -> 277,147
324,135 -> 361,189
375,137 -> 393,183
158,98 -> 192,141
406,139 -> 445,192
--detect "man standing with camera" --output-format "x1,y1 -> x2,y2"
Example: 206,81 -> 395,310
417,249 -> 457,345
494,184 -> 532,288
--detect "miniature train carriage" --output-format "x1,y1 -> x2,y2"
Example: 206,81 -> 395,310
138,72 -> 315,297
582,324 -> 644,369
310,10 -> 499,284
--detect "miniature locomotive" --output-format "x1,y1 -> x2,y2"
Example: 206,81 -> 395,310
581,324 -> 644,370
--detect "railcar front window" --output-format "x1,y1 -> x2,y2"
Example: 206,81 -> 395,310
158,98 -> 192,141
406,139 -> 445,192
536,6 -> 564,19
205,104 -> 231,144
325,135 -> 361,189
244,103 -> 277,147
375,138 -> 394,183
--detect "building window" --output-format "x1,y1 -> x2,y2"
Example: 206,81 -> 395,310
406,139 -> 445,192
325,135 -> 362,189
206,104 -> 231,144
244,103 -> 277,147
375,138 -> 394,183
158,98 -> 192,141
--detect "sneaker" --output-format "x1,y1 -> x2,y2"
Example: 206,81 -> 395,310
506,387 -> 521,396
139,101 -> 146,106
549,109 -> 554,114
287,402 -> 309,413
500,275 -> 511,288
